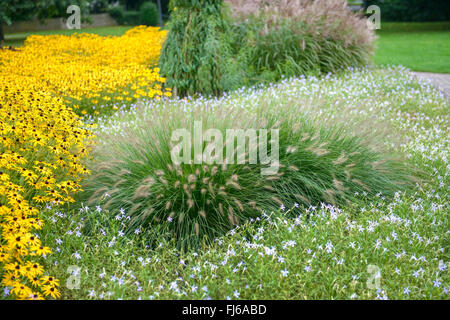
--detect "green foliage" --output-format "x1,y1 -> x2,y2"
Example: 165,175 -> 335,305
159,0 -> 375,96
0,0 -> 47,24
109,2 -> 160,26
363,0 -> 450,22
158,0 -> 241,97
0,0 -> 94,27
120,0 -> 169,15
122,10 -> 140,25
139,1 -> 159,26
108,7 -> 141,26
119,0 -> 147,10
89,0 -> 114,14
108,6 -> 125,24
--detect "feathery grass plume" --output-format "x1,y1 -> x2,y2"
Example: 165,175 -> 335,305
226,0 -> 375,82
80,104 -> 279,250
81,92 -> 411,250
260,104 -> 410,209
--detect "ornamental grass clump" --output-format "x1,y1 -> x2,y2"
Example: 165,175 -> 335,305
82,106 -> 279,250
227,0 -> 375,81
82,96 -> 409,250
260,103 -> 409,209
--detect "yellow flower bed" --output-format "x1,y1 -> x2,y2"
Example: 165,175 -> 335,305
0,26 -> 170,113
0,88 -> 94,299
0,25 -> 169,299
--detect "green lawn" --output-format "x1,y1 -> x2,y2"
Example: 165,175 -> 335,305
3,26 -> 133,47
375,22 -> 450,73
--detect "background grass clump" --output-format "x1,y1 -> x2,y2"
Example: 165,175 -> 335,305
227,0 -> 375,82
80,85 -> 410,250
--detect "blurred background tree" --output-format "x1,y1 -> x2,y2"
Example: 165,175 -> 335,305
363,0 -> 450,21
0,0 -> 45,44
119,0 -> 168,15
0,0 -> 94,45
109,1 -> 166,26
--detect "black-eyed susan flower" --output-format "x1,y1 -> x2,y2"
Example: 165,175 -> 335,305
11,282 -> 33,298
28,275 -> 42,287
42,285 -> 61,299
41,275 -> 60,287
33,246 -> 52,256
28,292 -> 44,300
26,261 -> 44,276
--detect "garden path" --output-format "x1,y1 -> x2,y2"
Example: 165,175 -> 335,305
412,72 -> 450,98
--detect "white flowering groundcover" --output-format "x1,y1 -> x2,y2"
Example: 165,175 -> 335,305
27,67 -> 448,300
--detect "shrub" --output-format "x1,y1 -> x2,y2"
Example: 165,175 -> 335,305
108,6 -> 125,24
159,0 -> 242,97
81,95 -> 409,250
108,7 -> 142,26
226,0 -> 375,82
122,11 -> 141,25
139,1 -> 159,26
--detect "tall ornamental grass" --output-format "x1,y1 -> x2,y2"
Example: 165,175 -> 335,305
227,0 -> 376,82
80,98 -> 410,250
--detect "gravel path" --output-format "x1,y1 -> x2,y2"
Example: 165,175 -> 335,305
412,72 -> 450,98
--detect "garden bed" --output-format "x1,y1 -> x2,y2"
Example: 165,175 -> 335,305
35,67 -> 449,300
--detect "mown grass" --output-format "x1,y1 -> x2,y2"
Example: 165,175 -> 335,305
24,67 -> 449,300
3,26 -> 133,47
375,22 -> 450,73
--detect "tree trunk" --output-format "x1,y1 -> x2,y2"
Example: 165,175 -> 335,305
0,23 -> 4,47
157,0 -> 164,28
